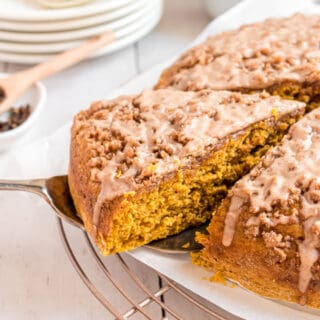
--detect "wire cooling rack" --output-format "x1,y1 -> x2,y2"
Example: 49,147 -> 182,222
56,217 -> 240,320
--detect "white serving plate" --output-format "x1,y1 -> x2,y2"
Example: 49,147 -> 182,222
0,0 -> 137,22
0,0 -> 148,32
0,0 -> 158,43
0,73 -> 47,152
0,7 -> 153,54
0,3 -> 162,64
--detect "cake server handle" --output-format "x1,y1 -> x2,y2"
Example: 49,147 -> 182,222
0,178 -> 45,195
0,176 -> 84,230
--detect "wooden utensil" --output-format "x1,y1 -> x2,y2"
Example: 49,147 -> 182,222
0,31 -> 114,116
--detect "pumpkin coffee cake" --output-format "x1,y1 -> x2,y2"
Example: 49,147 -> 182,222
156,14 -> 320,112
69,89 -> 304,255
194,108 -> 320,309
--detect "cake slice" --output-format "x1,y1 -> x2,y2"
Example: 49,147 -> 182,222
194,108 -> 320,309
156,14 -> 320,111
69,89 -> 304,255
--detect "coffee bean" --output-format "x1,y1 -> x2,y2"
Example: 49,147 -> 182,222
0,105 -> 31,133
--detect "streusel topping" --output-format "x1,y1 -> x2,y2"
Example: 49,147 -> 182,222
159,14 -> 320,91
73,89 -> 303,199
72,89 -> 304,234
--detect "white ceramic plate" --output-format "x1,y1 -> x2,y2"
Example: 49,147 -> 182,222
0,0 -> 138,22
0,0 -> 148,32
0,0 -> 157,43
0,1 -> 161,54
0,3 -> 162,64
35,0 -> 94,9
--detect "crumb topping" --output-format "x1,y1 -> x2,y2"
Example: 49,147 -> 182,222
222,108 -> 320,293
160,14 -> 320,91
74,89 -> 302,199
263,231 -> 288,249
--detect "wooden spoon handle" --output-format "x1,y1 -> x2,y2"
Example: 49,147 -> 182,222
0,31 -> 114,115
17,31 -> 115,82
0,31 -> 114,114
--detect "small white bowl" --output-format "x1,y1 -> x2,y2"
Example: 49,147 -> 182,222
0,73 -> 47,153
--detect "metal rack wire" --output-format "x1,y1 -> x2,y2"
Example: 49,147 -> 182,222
56,217 -> 240,320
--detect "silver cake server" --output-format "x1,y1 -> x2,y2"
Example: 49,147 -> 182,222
0,175 -> 205,253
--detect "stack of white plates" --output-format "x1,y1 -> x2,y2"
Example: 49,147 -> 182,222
0,0 -> 163,64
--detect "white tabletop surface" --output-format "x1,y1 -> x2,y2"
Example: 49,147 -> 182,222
0,1 -> 214,319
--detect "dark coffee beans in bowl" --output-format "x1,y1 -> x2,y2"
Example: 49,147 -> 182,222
0,105 -> 31,133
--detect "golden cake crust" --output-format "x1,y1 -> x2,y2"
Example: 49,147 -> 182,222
196,200 -> 320,309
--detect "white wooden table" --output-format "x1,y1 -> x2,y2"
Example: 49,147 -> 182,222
0,1 -> 213,319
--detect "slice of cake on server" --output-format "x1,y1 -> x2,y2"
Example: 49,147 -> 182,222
69,89 -> 304,255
